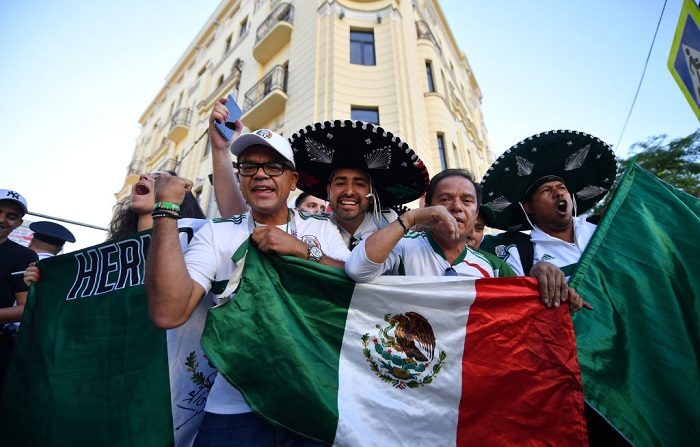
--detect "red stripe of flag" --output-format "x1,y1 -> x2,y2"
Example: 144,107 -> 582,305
457,277 -> 587,446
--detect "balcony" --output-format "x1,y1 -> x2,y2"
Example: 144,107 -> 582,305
253,3 -> 294,64
168,107 -> 192,143
241,65 -> 288,129
416,21 -> 441,54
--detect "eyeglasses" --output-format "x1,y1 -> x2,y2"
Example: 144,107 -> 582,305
445,266 -> 458,276
236,161 -> 291,177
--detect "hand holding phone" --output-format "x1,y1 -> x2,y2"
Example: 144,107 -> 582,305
214,95 -> 243,141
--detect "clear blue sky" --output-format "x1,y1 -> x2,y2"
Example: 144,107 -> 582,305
1,0 -> 697,251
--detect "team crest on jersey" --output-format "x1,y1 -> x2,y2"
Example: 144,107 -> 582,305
495,244 -> 509,259
540,253 -> 555,261
361,312 -> 446,390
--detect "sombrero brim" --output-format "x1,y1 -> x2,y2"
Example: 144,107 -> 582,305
289,120 -> 429,207
481,130 -> 617,231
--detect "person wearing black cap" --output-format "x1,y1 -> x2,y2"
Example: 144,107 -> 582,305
28,221 -> 76,259
0,188 -> 39,394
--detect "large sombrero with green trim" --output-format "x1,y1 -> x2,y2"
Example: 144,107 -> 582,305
481,130 -> 617,231
289,120 -> 429,207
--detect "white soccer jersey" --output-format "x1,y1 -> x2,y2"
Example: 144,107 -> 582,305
500,215 -> 597,276
186,210 -> 350,299
183,209 -> 349,415
345,230 -> 512,282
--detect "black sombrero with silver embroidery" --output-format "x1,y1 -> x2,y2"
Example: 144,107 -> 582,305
289,120 -> 429,207
480,130 -> 617,231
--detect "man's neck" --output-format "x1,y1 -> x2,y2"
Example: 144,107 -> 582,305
536,222 -> 575,243
252,208 -> 289,226
334,214 -> 365,235
431,232 -> 468,265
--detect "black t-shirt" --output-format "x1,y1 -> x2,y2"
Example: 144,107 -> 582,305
0,239 -> 38,309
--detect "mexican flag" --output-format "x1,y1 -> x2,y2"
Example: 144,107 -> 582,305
202,244 -> 587,446
571,163 -> 700,446
0,224 -> 215,447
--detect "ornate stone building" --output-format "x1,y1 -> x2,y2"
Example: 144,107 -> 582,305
117,0 -> 492,216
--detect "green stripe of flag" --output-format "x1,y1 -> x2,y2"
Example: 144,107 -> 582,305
201,248 -> 355,443
1,247 -> 173,446
571,163 -> 700,446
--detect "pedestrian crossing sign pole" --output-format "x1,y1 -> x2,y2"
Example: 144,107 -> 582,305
668,0 -> 700,120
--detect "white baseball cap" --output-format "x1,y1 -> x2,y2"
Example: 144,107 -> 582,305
0,189 -> 28,214
230,129 -> 295,168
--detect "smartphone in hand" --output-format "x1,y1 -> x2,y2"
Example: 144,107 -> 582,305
214,95 -> 243,141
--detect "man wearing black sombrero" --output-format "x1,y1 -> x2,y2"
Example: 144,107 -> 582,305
481,130 -> 628,446
480,130 -> 617,281
289,120 -> 430,250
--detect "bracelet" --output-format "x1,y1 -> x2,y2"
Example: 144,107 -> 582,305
151,210 -> 180,219
153,202 -> 181,212
396,215 -> 408,234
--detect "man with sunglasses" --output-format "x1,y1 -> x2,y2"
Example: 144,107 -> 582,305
146,123 -> 349,446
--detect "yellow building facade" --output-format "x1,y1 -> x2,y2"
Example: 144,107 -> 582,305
117,0 -> 493,216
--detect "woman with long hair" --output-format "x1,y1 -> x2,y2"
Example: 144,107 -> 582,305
108,170 -> 205,240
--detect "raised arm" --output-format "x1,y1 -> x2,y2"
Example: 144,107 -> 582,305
364,206 -> 458,263
145,175 -> 206,329
345,206 -> 459,282
209,97 -> 248,217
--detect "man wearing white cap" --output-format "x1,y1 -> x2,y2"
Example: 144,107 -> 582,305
145,106 -> 349,445
0,189 -> 39,394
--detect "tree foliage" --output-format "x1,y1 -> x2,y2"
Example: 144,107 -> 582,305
619,130 -> 700,197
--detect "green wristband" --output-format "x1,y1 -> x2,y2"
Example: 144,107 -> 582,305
153,201 -> 181,212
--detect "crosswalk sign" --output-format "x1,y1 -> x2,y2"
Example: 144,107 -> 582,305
668,0 -> 700,120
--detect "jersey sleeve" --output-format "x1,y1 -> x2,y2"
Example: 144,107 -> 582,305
344,238 -> 400,282
184,221 -> 219,293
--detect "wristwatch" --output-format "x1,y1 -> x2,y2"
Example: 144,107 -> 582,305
307,245 -> 323,263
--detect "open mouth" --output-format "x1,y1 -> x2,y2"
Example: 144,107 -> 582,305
556,200 -> 568,213
133,182 -> 151,196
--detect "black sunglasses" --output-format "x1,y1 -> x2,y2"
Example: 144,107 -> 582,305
236,161 -> 292,177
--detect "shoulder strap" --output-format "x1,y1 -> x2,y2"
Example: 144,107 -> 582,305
514,235 -> 534,276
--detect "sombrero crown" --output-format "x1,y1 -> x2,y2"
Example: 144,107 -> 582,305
289,120 -> 429,207
481,130 -> 617,231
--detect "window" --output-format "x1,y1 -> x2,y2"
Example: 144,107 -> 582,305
217,75 -> 224,87
350,30 -> 376,65
437,134 -> 447,170
425,61 -> 435,92
240,17 -> 249,37
351,107 -> 379,125
204,135 -> 211,157
224,34 -> 232,55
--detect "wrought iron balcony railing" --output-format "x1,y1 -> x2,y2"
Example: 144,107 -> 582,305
170,107 -> 192,129
256,3 -> 294,44
243,65 -> 288,111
